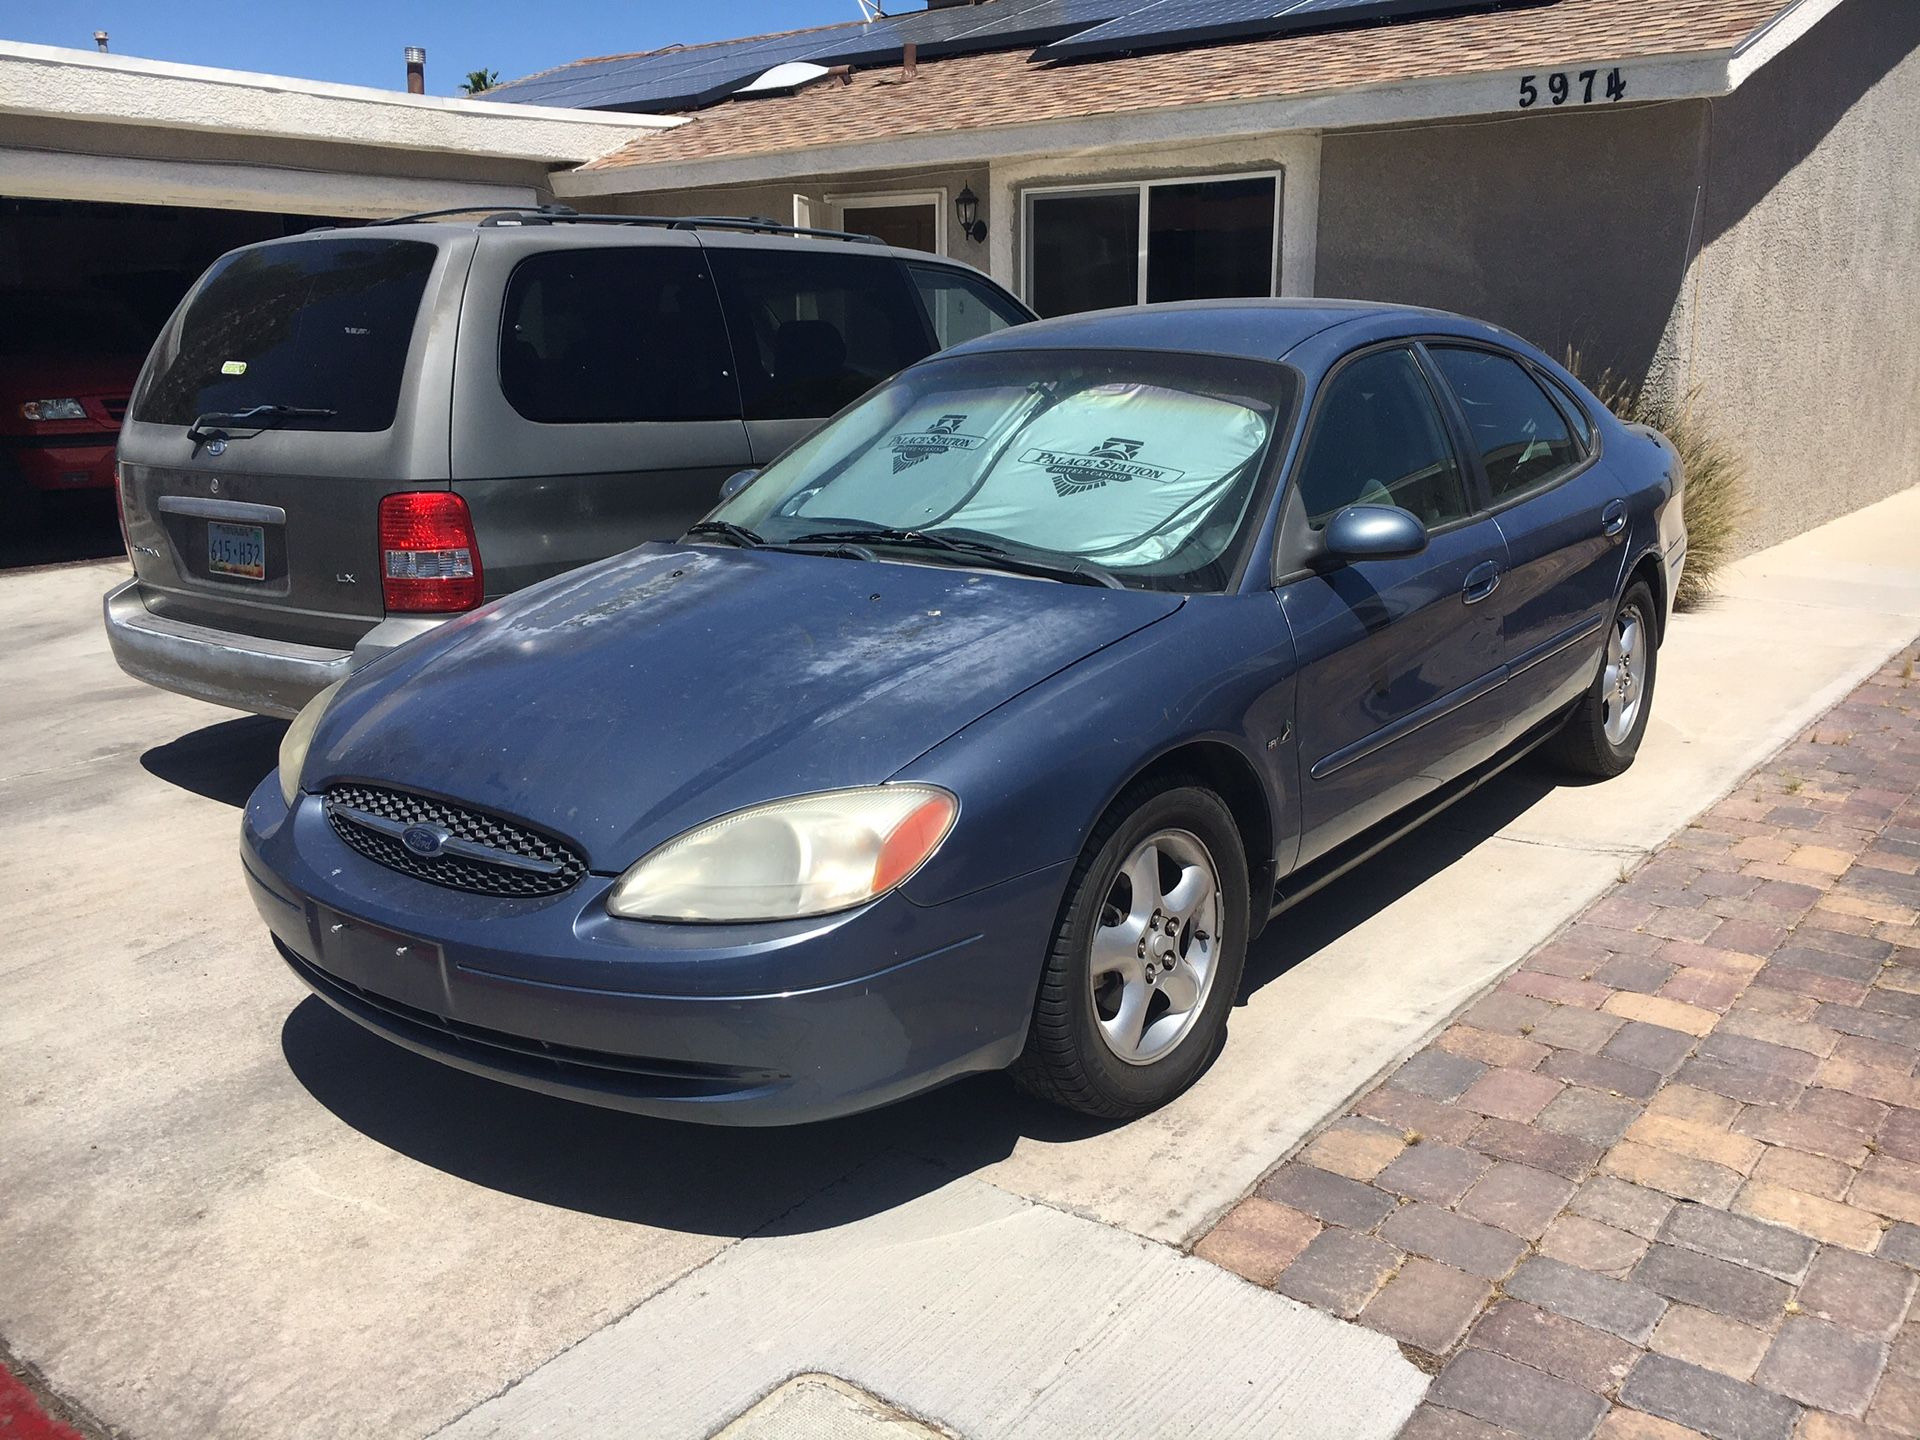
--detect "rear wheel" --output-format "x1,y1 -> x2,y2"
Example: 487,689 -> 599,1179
1547,580 -> 1657,778
1013,781 -> 1248,1119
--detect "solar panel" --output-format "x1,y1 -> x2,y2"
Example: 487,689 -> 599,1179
1042,0 -> 1554,60
486,0 -> 1553,112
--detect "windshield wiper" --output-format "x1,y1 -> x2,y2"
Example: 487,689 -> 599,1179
186,404 -> 336,446
682,520 -> 766,549
785,528 -> 1122,589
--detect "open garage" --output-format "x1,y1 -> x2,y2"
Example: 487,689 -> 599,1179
0,38 -> 660,567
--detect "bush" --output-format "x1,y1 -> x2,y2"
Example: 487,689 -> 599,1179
1567,354 -> 1747,611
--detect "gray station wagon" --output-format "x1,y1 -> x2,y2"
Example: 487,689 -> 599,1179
103,209 -> 1033,716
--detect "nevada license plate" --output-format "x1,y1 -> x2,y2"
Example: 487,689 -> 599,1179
207,521 -> 266,581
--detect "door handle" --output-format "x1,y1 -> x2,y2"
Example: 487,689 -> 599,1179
1601,500 -> 1628,539
1462,560 -> 1502,605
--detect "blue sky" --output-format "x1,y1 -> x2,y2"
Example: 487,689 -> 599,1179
7,2 -> 862,92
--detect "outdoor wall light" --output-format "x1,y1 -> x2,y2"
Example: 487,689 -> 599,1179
954,186 -> 988,244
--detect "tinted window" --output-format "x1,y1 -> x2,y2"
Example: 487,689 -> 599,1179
1431,347 -> 1581,500
1294,348 -> 1469,529
705,248 -> 933,421
1028,190 -> 1139,317
1541,371 -> 1595,450
500,249 -> 737,424
132,238 -> 434,431
1146,176 -> 1277,304
907,264 -> 1029,349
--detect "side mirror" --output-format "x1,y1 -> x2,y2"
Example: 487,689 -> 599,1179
719,468 -> 760,502
1321,505 -> 1429,564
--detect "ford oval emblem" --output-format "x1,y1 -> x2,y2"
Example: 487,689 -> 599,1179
401,823 -> 449,858
206,438 -> 227,457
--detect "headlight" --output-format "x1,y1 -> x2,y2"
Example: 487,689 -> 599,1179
21,398 -> 87,421
607,785 -> 957,922
278,678 -> 346,808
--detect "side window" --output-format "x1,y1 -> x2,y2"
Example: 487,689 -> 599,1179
1429,346 -> 1581,501
907,264 -> 1031,350
705,248 -> 935,421
500,249 -> 737,424
1540,370 -> 1595,451
1293,348 -> 1470,530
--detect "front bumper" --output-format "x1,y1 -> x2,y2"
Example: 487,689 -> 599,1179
103,578 -> 444,717
242,777 -> 1060,1125
10,437 -> 116,491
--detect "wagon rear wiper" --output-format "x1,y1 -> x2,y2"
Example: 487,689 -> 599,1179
186,404 -> 337,446
683,520 -> 766,548
785,527 -> 1123,589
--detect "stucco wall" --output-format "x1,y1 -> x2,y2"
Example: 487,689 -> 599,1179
1317,0 -> 1920,556
1680,0 -> 1920,552
1315,101 -> 1706,382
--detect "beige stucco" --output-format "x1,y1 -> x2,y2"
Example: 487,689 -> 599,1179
1315,0 -> 1920,556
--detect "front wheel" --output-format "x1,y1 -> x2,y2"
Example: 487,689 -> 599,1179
1547,580 -> 1658,778
1012,782 -> 1249,1119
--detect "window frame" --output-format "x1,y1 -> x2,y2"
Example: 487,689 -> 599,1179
826,188 -> 948,254
1417,339 -> 1601,514
1019,170 -> 1285,312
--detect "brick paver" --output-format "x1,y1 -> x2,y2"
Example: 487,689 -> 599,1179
1192,646 -> 1920,1438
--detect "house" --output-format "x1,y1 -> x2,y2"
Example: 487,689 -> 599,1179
489,0 -> 1920,554
1,0 -> 1913,553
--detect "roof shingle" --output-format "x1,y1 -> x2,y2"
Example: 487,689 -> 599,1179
577,0 -> 1789,172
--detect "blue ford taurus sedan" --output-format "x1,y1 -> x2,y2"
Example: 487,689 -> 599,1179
244,300 -> 1685,1124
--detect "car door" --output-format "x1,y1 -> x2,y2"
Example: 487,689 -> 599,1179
1425,344 -> 1628,725
1277,345 -> 1511,865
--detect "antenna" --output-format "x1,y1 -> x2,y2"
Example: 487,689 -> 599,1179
856,0 -> 886,19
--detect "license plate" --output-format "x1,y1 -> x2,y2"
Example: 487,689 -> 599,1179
207,521 -> 265,581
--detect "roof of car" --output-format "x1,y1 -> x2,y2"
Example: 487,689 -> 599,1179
949,298 -> 1502,365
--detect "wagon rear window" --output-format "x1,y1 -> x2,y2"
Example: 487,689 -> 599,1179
132,237 -> 436,432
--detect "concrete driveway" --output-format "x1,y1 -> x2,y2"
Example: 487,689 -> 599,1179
4,485 -> 1918,1440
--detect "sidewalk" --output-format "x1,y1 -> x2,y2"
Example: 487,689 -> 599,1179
1193,647 -> 1920,1439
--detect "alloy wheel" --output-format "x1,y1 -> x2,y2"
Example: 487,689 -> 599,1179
1602,606 -> 1645,746
1087,828 -> 1222,1066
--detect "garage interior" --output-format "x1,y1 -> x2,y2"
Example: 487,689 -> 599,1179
1,197 -> 350,568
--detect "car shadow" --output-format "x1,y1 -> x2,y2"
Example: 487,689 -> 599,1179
280,995 -> 1103,1237
278,752 -> 1582,1236
141,715 -> 285,807
1239,757 -> 1566,995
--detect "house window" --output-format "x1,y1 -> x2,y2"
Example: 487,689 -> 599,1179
1024,173 -> 1281,317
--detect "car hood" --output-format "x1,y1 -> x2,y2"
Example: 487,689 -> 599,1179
310,544 -> 1184,871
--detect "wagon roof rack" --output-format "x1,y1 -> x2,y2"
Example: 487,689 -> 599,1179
367,203 -> 884,244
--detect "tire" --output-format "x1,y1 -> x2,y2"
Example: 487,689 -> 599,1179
1547,580 -> 1658,779
1012,780 -> 1249,1119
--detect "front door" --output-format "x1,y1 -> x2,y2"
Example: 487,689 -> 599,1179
1424,345 -> 1628,724
836,199 -> 938,253
1278,346 -> 1510,864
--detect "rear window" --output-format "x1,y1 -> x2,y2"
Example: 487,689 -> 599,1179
132,237 -> 436,432
500,248 -> 738,424
704,247 -> 934,421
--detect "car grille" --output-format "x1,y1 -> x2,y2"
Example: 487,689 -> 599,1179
323,783 -> 587,898
101,395 -> 129,423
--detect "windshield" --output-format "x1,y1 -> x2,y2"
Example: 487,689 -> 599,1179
130,237 -> 436,432
711,348 -> 1297,592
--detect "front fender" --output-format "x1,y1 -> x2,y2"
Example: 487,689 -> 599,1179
894,596 -> 1300,908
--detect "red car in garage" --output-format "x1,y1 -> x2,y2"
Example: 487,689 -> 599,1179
1,289 -> 151,527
